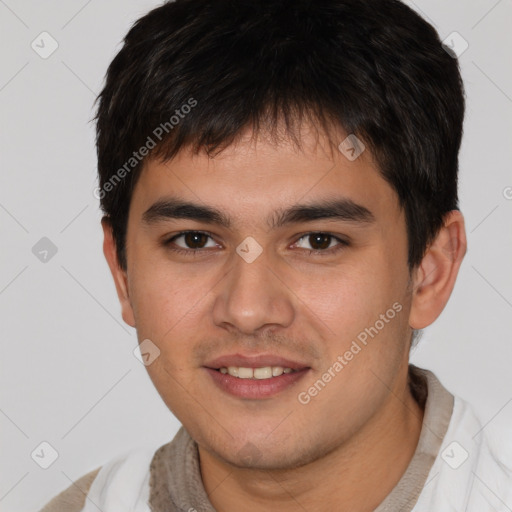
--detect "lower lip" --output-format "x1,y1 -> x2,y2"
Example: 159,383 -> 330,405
203,367 -> 310,399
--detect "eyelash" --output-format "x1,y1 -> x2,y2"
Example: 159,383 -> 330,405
163,231 -> 349,257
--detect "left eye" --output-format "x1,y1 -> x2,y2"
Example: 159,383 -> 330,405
294,233 -> 346,251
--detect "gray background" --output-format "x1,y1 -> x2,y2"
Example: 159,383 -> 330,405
1,1 -> 511,510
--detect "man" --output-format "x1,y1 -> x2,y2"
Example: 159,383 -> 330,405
39,0 -> 512,510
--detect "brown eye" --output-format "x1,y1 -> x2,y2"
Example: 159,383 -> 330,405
166,231 -> 218,251
294,232 -> 348,254
308,234 -> 332,250
183,232 -> 209,249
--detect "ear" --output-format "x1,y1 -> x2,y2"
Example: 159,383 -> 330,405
101,217 -> 136,328
409,210 -> 467,329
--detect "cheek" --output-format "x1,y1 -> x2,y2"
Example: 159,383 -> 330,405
297,255 -> 408,370
295,264 -> 388,337
129,257 -> 212,334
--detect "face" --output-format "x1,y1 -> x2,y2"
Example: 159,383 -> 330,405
111,124 -> 418,470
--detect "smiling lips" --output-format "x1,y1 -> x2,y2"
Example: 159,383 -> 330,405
203,353 -> 311,399
218,365 -> 298,379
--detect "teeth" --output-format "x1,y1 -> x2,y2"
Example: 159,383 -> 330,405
238,367 -> 254,379
272,367 -> 284,377
219,366 -> 298,379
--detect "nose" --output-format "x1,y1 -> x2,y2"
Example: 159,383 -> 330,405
212,245 -> 295,335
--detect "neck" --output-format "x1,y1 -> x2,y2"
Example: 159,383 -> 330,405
199,366 -> 425,512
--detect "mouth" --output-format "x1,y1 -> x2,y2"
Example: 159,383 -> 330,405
203,366 -> 311,399
208,365 -> 305,379
202,353 -> 312,399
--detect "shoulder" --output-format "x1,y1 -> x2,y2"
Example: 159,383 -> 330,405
38,467 -> 102,512
415,394 -> 512,510
38,442 -> 162,512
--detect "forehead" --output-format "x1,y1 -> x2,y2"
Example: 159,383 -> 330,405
130,126 -> 402,229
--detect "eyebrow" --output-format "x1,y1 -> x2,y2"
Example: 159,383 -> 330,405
142,196 -> 376,230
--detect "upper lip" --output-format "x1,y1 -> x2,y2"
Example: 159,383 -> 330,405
203,353 -> 310,370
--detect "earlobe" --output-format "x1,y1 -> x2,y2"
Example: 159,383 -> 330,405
101,217 -> 136,328
409,210 -> 467,330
